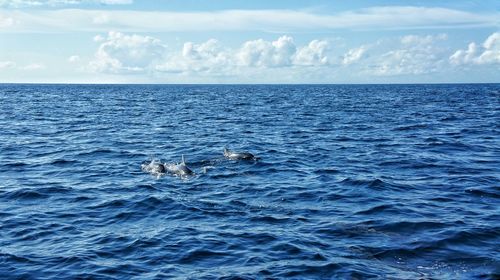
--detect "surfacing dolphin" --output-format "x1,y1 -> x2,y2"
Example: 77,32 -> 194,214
223,148 -> 258,161
164,155 -> 194,177
141,160 -> 166,177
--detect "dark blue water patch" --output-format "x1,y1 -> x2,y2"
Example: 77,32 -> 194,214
0,83 -> 499,279
3,188 -> 50,200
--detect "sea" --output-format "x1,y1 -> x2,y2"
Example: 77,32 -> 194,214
0,84 -> 498,279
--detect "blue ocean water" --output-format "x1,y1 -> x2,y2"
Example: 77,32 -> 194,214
0,84 -> 499,279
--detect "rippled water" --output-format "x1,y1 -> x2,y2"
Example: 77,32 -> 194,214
0,84 -> 499,279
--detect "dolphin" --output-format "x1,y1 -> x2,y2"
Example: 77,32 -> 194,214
141,160 -> 166,176
164,155 -> 194,177
223,148 -> 258,161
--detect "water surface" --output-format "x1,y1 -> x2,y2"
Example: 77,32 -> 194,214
0,84 -> 499,279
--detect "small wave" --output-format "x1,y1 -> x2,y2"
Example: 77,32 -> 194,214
314,168 -> 340,175
3,189 -> 48,200
88,198 -> 128,209
112,210 -> 140,222
131,196 -> 176,212
393,123 -> 430,131
440,115 -> 460,121
178,249 -> 229,264
374,220 -> 451,234
69,195 -> 94,202
78,148 -> 115,157
37,186 -> 73,194
2,161 -> 30,168
249,215 -> 291,224
424,140 -> 473,151
228,199 -> 249,208
275,262 -> 342,278
50,159 -> 78,166
339,177 -> 401,190
334,136 -> 355,141
354,204 -> 401,215
465,188 -> 500,199
270,242 -> 303,255
424,136 -> 442,142
0,252 -> 36,264
219,231 -> 278,244
133,184 -> 159,192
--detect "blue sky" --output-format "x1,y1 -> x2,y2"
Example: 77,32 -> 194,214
0,0 -> 499,83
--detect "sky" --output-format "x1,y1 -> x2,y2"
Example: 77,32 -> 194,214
0,0 -> 499,84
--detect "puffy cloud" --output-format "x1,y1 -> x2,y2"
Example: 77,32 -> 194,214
0,61 -> 16,69
89,31 -> 165,73
156,39 -> 232,74
342,45 -> 367,65
235,36 -> 333,68
449,42 -> 478,65
237,36 -> 296,67
450,32 -> 500,65
294,40 -> 329,66
182,39 -> 221,60
372,34 -> 447,76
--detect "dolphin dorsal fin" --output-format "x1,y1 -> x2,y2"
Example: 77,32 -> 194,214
181,155 -> 186,165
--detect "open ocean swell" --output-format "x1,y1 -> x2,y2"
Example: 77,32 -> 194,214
0,84 -> 499,279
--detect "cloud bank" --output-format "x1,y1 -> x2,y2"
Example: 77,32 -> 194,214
1,7 -> 498,33
83,31 -> 500,81
88,32 -> 336,76
450,32 -> 500,65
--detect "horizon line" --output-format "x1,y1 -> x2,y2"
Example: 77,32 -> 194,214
1,82 -> 499,86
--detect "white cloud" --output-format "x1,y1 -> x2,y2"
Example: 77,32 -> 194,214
89,33 -> 335,76
0,61 -> 16,69
342,45 -> 367,65
450,32 -> 500,65
237,36 -> 296,67
449,42 -> 478,65
68,55 -> 80,63
156,39 -> 232,74
1,7 -> 498,33
88,31 -> 165,73
87,32 -> 497,80
371,34 -> 447,76
157,35 -> 331,74
294,40 -> 329,66
22,63 -> 45,70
